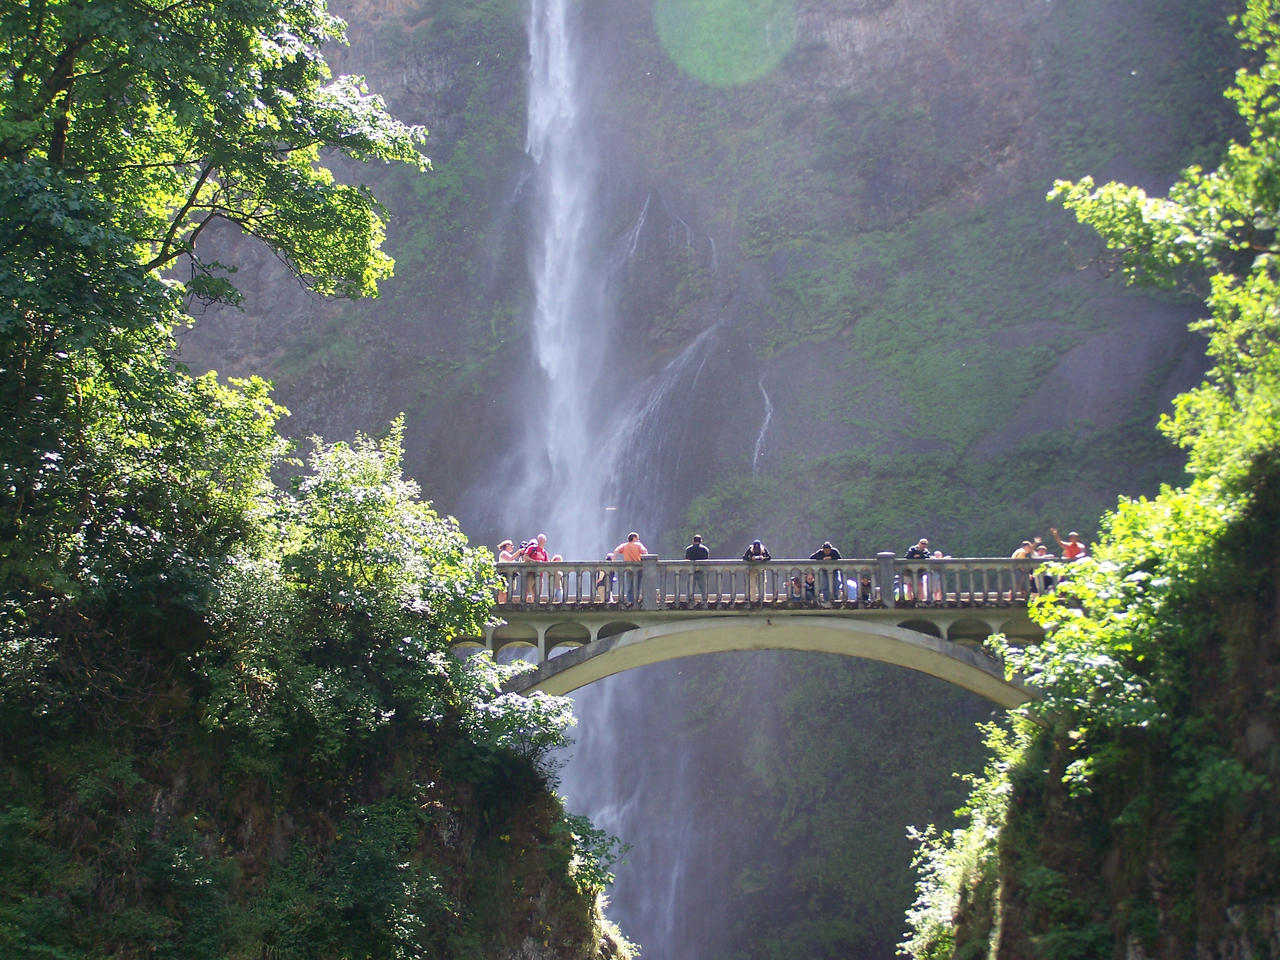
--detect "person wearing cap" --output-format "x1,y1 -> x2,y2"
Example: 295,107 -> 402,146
496,539 -> 517,602
684,534 -> 710,606
523,533 -> 550,602
1051,527 -> 1087,560
809,540 -> 842,604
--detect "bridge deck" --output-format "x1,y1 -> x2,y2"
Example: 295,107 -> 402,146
468,556 -> 1048,706
493,554 -> 1045,613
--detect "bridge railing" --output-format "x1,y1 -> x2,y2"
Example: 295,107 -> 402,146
494,555 -> 1043,610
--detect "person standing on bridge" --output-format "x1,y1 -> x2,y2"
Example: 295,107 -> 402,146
550,554 -> 565,602
595,553 -> 616,602
496,539 -> 517,602
742,538 -> 771,605
684,534 -> 710,607
1030,541 -> 1056,594
903,537 -> 932,602
523,533 -> 549,602
1050,527 -> 1087,561
614,532 -> 648,607
809,540 -> 842,604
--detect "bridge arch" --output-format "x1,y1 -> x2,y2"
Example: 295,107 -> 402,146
501,616 -> 1031,709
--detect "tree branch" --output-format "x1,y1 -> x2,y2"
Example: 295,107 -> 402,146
144,162 -> 216,271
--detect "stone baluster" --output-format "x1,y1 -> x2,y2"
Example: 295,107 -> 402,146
641,554 -> 659,608
877,551 -> 897,607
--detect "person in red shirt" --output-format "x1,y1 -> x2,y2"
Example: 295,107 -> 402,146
523,533 -> 549,601
1051,527 -> 1087,560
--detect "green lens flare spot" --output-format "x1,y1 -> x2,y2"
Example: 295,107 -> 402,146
654,0 -> 797,87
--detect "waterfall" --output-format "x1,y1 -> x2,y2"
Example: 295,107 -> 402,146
513,0 -> 612,557
499,0 -> 728,554
503,2 -> 741,955
752,375 -> 773,475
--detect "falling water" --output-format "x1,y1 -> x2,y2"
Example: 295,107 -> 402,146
514,0 -> 612,557
494,0 -> 731,552
752,375 -> 773,475
502,2 -> 746,955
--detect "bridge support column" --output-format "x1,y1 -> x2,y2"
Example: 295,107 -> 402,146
878,551 -> 898,607
642,555 -> 659,608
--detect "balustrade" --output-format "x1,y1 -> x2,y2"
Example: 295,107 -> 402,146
494,553 -> 1042,611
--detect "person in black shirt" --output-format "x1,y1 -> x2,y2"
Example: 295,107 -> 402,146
742,539 -> 771,604
809,540 -> 842,603
685,534 -> 710,606
903,538 -> 932,601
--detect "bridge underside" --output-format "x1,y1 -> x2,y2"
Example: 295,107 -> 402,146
483,616 -> 1032,709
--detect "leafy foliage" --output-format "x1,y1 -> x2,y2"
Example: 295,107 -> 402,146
0,0 -> 427,296
0,2 -> 620,956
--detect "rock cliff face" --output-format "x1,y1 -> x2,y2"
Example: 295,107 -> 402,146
177,0 -> 1243,956
181,0 -> 1236,554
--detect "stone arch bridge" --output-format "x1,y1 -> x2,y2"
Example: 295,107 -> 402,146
455,554 -> 1046,709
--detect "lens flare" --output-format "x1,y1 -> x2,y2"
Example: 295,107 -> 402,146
654,0 -> 797,87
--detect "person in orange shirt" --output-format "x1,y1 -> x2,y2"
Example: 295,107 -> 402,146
613,532 -> 648,606
1051,527 -> 1087,560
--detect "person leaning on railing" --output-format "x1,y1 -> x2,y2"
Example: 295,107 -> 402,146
684,534 -> 710,606
902,538 -> 932,601
613,532 -> 648,607
742,539 -> 771,605
809,541 -> 842,604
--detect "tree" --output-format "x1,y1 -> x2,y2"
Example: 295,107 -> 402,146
0,0 -> 427,295
202,421 -> 576,774
0,8 -> 623,957
1,0 -> 426,643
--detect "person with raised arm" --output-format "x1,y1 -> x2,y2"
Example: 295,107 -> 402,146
1050,527 -> 1088,560
523,533 -> 549,602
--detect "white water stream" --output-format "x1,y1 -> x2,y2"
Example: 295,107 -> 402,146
512,1 -> 727,954
515,0 -> 614,558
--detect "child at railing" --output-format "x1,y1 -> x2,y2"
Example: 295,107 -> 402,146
551,555 -> 565,603
595,553 -> 615,603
